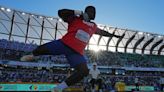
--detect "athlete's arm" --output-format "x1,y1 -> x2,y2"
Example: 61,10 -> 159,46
58,9 -> 83,23
95,28 -> 124,38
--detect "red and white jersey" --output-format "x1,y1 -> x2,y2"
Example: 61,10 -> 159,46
61,16 -> 97,55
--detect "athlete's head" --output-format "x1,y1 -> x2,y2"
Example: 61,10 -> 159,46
85,6 -> 96,20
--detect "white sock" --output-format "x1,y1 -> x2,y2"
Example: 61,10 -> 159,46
55,81 -> 68,90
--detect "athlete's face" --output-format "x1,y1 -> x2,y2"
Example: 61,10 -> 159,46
85,6 -> 96,20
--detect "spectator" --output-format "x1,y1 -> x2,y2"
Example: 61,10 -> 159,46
89,62 -> 102,92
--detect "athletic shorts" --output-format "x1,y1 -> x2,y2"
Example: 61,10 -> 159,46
44,39 -> 87,68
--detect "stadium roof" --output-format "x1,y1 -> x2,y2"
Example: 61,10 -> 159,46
0,6 -> 164,55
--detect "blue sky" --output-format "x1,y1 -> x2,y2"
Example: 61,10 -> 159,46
0,0 -> 164,35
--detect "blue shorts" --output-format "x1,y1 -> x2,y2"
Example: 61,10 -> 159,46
43,39 -> 87,68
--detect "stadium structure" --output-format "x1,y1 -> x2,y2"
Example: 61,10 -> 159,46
0,6 -> 164,92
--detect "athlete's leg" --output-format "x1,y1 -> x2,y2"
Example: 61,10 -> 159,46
65,63 -> 89,86
52,51 -> 89,91
64,52 -> 89,86
21,40 -> 65,61
32,43 -> 52,56
52,63 -> 89,92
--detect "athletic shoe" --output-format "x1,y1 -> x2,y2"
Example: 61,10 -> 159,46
20,54 -> 35,61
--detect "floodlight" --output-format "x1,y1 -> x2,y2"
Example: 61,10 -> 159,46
0,7 -> 5,11
39,16 -> 43,18
6,8 -> 11,12
47,17 -> 53,20
31,14 -> 34,17
138,32 -> 143,35
22,12 -> 26,15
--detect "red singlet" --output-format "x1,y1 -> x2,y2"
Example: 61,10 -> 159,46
61,17 -> 97,55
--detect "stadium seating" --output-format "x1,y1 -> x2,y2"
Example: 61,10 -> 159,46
0,65 -> 163,86
0,65 -> 67,83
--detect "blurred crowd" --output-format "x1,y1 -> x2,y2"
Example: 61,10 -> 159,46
104,73 -> 163,86
0,65 -> 162,86
0,65 -> 67,83
86,50 -> 164,68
